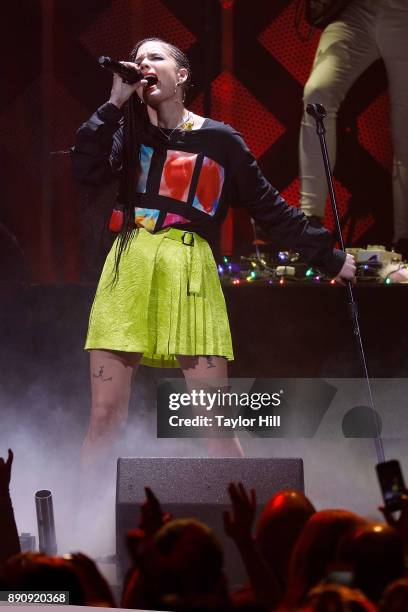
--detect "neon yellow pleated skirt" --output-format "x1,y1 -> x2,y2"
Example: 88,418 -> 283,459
85,227 -> 234,368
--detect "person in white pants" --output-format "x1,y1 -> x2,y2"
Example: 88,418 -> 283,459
300,0 -> 408,255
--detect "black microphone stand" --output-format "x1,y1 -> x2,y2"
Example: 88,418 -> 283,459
306,103 -> 385,463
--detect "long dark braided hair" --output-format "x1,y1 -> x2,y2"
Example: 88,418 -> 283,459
111,38 -> 192,284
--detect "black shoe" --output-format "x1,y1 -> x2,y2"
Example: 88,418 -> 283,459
392,238 -> 408,261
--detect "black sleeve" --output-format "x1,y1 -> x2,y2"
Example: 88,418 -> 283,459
227,130 -> 346,277
70,102 -> 124,185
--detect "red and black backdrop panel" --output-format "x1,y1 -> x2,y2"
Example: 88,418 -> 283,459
0,0 -> 392,282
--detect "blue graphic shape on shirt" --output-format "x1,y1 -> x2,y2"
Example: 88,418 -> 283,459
135,207 -> 160,232
136,145 -> 154,193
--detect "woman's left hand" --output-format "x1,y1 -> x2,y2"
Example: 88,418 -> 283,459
334,253 -> 356,284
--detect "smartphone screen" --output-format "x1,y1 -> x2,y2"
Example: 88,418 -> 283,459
376,460 -> 406,511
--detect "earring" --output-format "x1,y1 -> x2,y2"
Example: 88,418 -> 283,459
175,82 -> 186,103
174,83 -> 183,104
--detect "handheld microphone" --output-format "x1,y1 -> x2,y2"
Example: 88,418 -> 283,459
98,56 -> 158,86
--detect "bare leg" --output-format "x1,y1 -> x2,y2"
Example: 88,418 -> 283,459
81,349 -> 142,469
75,350 -> 142,547
177,355 -> 244,458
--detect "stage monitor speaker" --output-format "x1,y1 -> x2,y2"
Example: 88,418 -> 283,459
116,457 -> 304,587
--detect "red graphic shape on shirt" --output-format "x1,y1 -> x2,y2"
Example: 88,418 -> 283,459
193,157 -> 224,216
162,212 -> 191,228
159,150 -> 197,202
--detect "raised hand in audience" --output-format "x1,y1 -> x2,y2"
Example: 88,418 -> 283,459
0,449 -> 13,494
0,449 -> 20,565
223,482 -> 282,608
223,482 -> 256,545
126,487 -> 171,569
139,486 -> 171,540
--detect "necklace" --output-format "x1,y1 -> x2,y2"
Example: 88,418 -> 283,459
156,111 -> 194,140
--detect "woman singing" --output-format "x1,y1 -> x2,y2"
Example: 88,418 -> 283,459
72,38 -> 356,462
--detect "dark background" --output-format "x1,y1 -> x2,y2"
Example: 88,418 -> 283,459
1,0 -> 393,283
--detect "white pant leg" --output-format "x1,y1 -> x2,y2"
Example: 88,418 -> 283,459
376,0 -> 408,241
300,0 -> 380,217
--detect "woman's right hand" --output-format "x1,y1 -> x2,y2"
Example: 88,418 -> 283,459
334,253 -> 356,284
108,61 -> 147,109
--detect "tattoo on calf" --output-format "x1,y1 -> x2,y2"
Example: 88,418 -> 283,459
93,366 -> 113,382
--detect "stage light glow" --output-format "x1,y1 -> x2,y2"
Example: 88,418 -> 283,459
220,0 -> 234,9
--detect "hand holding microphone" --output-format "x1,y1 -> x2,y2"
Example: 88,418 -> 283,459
99,56 -> 157,109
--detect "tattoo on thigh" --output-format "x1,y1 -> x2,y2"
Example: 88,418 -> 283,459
93,366 -> 113,382
206,357 -> 216,369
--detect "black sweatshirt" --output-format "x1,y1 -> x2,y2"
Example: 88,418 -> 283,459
71,102 -> 346,276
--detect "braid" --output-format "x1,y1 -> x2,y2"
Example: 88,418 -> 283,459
111,38 -> 191,284
111,95 -> 147,285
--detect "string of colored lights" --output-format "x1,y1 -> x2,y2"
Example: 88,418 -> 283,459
217,254 -> 406,286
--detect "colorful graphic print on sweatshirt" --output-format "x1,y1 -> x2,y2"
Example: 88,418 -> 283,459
134,146 -> 225,231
